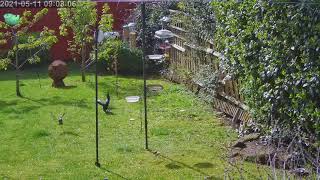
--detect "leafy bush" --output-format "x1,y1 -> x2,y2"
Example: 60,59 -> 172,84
117,44 -> 143,75
175,0 -> 215,44
94,40 -> 143,75
212,0 -> 320,140
94,39 -> 122,70
192,64 -> 219,103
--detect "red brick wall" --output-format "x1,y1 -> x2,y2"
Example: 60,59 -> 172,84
0,2 -> 135,61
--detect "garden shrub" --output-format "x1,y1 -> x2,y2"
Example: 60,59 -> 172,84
94,40 -> 143,75
212,0 -> 320,141
166,1 -> 221,104
175,0 -> 215,44
94,39 -> 121,72
192,64 -> 219,104
117,44 -> 143,75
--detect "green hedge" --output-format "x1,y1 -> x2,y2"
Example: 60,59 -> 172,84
117,45 -> 143,75
212,0 -> 320,139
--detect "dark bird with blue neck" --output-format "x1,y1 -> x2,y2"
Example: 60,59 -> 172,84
97,93 -> 111,114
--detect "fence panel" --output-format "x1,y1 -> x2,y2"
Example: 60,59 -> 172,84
168,10 -> 251,122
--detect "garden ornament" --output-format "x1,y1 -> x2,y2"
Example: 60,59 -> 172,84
3,13 -> 20,26
48,60 -> 68,88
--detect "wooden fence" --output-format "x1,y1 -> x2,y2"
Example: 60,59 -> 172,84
167,10 -> 251,123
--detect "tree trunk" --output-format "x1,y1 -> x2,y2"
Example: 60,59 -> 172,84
15,33 -> 21,97
16,67 -> 21,97
81,43 -> 86,82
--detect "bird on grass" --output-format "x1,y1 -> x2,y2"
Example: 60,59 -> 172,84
97,93 -> 111,114
58,113 -> 65,125
50,112 -> 65,125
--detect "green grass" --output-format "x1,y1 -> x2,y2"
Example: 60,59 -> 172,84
0,68 -> 263,179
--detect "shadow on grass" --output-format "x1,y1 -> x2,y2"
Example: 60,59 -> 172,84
33,129 -> 50,138
0,104 -> 41,115
165,162 -> 182,169
22,96 -> 90,108
85,78 -> 144,98
148,149 -> 213,177
0,96 -> 91,117
0,100 -> 18,107
58,85 -> 77,90
100,167 -> 130,180
194,162 -> 214,168
0,64 -> 88,81
60,131 -> 80,137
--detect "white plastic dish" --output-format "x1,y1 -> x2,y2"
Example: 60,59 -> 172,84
125,96 -> 140,103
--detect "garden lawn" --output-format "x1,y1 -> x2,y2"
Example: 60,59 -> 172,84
0,68 -> 262,179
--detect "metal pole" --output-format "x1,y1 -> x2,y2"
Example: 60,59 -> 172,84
95,27 -> 101,168
141,2 -> 148,150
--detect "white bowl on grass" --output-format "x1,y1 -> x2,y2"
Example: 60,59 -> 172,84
125,96 -> 140,103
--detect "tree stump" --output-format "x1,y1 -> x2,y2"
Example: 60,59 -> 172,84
48,60 -> 68,88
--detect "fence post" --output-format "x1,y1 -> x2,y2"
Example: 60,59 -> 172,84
123,27 -> 129,42
129,32 -> 136,48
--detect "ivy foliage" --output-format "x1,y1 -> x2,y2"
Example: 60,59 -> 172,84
175,0 -> 215,44
192,64 -> 219,103
212,0 -> 320,139
0,8 -> 57,70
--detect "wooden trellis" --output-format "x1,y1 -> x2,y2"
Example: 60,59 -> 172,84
168,10 -> 251,123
